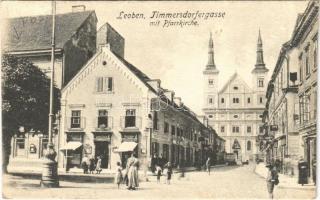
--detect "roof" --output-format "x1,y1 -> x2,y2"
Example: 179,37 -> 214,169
3,11 -> 96,52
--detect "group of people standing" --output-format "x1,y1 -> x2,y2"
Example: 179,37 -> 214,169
114,153 -> 140,190
81,156 -> 102,174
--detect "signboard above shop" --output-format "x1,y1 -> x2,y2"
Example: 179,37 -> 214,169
270,125 -> 278,131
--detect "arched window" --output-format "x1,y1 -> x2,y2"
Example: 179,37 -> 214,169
247,141 -> 252,151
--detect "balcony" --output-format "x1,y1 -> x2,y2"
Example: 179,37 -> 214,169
120,116 -> 142,130
66,117 -> 86,131
93,116 -> 113,131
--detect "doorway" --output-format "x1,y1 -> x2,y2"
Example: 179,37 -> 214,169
94,141 -> 109,168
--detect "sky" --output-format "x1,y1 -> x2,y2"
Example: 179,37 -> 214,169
1,1 -> 309,114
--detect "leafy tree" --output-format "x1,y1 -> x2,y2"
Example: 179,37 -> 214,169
2,54 -> 60,172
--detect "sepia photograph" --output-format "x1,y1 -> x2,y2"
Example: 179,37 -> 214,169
1,0 -> 318,199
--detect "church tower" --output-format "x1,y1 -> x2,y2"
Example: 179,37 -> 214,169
252,29 -> 269,107
203,32 -> 219,109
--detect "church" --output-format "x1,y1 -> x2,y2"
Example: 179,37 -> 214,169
202,31 -> 269,162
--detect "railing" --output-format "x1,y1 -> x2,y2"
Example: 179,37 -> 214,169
93,116 -> 113,130
65,117 -> 86,130
120,116 -> 142,129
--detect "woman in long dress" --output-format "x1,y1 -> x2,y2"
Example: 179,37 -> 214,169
126,153 -> 139,190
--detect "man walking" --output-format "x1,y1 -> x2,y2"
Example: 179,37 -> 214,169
206,157 -> 211,175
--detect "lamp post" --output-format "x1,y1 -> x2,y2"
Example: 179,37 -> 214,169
40,0 -> 59,187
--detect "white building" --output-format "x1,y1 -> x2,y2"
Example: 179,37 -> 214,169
203,32 -> 269,161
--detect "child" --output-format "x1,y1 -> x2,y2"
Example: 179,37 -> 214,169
115,162 -> 123,189
81,157 -> 88,174
156,165 -> 162,184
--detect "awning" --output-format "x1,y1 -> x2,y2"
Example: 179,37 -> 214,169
115,142 -> 137,152
60,142 -> 82,151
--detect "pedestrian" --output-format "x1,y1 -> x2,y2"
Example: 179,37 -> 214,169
81,156 -> 89,174
164,161 -> 173,184
96,156 -> 102,174
266,163 -> 279,199
206,157 -> 211,175
126,152 -> 139,190
156,165 -> 162,184
89,157 -> 95,174
298,157 -> 308,186
115,161 -> 123,189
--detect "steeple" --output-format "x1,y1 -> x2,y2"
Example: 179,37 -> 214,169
252,29 -> 268,73
206,32 -> 217,70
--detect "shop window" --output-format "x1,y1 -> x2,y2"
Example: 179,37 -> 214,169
98,109 -> 108,128
71,110 -> 81,128
15,138 -> 25,157
125,109 -> 136,128
40,138 -> 48,158
163,144 -> 169,162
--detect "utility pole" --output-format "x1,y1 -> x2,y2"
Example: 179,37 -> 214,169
40,0 -> 59,187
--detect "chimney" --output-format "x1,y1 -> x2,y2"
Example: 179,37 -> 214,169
163,90 -> 175,103
147,79 -> 161,93
72,5 -> 86,12
173,97 -> 182,107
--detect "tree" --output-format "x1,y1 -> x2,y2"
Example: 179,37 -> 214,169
2,54 -> 60,172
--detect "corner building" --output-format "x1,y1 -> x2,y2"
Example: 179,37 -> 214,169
203,32 -> 268,162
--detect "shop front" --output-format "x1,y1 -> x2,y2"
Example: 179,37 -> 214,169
118,132 -> 139,169
60,132 -> 84,171
303,131 -> 316,184
92,131 -> 112,169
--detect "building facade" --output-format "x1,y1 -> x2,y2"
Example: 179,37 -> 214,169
203,32 -> 268,162
262,1 -> 318,184
58,41 -> 225,173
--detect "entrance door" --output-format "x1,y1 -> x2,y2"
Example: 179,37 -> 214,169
94,141 -> 108,168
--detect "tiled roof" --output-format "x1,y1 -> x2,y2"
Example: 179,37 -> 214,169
4,11 -> 95,52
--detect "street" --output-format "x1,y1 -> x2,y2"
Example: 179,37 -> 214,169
3,165 -> 316,199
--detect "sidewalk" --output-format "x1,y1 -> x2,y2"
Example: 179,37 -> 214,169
7,164 -> 227,183
254,163 -> 316,190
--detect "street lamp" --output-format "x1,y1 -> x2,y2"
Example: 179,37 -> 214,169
40,0 -> 59,187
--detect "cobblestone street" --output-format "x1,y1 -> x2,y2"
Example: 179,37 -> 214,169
3,165 -> 316,199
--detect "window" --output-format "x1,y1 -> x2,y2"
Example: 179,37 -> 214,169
247,126 -> 251,133
221,98 -> 225,104
305,56 -> 310,76
71,110 -> 81,128
171,125 -> 176,136
15,138 -> 25,157
177,128 -> 180,137
153,111 -> 158,130
259,97 -> 263,104
247,141 -> 252,151
233,86 -> 238,90
233,98 -> 239,103
125,109 -> 136,128
259,126 -> 264,134
247,98 -> 251,104
164,122 -> 169,133
208,115 -> 213,118
98,109 -> 108,128
234,115 -> 238,118
208,79 -> 214,86
209,98 -> 213,104
232,126 -> 240,133
96,77 -> 113,92
258,79 -> 264,87
221,126 -> 225,133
